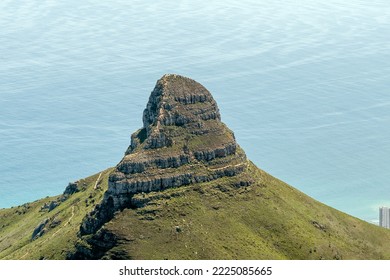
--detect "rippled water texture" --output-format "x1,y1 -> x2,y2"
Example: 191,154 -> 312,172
1,0 -> 390,222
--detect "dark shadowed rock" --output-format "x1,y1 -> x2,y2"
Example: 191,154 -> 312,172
48,201 -> 58,212
63,182 -> 79,195
32,219 -> 49,240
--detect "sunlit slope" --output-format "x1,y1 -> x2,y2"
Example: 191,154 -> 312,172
1,162 -> 390,259
77,162 -> 390,260
0,168 -> 113,260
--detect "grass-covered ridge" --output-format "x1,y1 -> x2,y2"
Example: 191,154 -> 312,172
0,168 -> 113,260
1,161 -> 390,259
87,162 -> 390,260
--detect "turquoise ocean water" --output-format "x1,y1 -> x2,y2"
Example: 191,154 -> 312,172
1,0 -> 390,223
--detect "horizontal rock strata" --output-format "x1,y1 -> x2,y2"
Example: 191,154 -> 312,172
80,74 -> 248,235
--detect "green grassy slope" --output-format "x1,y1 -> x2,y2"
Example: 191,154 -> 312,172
1,162 -> 390,260
0,168 -> 113,260
101,162 -> 390,260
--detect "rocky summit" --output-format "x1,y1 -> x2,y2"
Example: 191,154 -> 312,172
80,74 -> 247,236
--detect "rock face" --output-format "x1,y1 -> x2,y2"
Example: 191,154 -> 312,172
63,182 -> 79,195
32,219 -> 49,240
80,74 -> 247,235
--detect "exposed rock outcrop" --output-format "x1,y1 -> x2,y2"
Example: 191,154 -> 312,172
32,219 -> 49,240
63,182 -> 79,195
31,217 -> 62,241
79,74 -> 248,236
71,229 -> 119,260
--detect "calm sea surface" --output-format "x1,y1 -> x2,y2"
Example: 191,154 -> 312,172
1,0 -> 390,223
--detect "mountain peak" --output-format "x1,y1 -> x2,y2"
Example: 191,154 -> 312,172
4,75 -> 390,261
141,74 -> 221,150
80,75 -> 247,235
